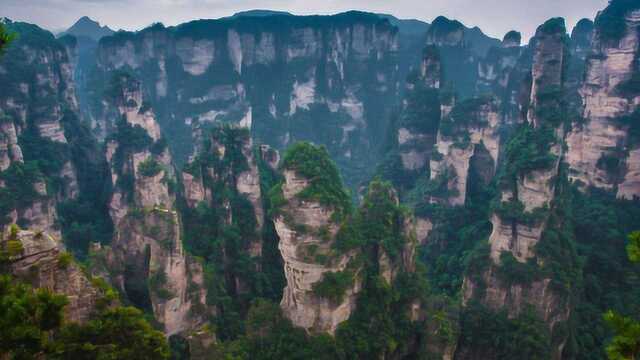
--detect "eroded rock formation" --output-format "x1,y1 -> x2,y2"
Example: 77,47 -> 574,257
274,168 -> 361,334
566,9 -> 640,198
104,74 -> 210,336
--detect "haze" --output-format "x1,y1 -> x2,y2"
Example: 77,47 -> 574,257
3,0 -> 609,41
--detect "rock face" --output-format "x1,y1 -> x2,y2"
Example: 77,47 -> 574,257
566,9 -> 640,198
476,31 -> 526,116
460,19 -> 571,359
274,169 -> 360,334
430,97 -> 501,206
104,75 -> 209,336
91,12 -> 401,189
180,124 -> 266,288
3,226 -> 101,323
0,20 -> 83,236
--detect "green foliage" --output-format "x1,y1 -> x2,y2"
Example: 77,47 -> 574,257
419,156 -> 495,298
406,167 -> 460,204
148,269 -> 173,300
538,17 -> 567,35
335,180 -> 408,258
137,157 -> 163,177
616,70 -> 640,99
312,270 -> 354,303
626,231 -> 640,263
493,200 -> 548,226
400,86 -> 441,134
459,302 -> 552,359
19,126 -> 70,179
110,118 -> 154,155
0,23 -> 16,55
109,117 -> 154,200
180,127 -> 286,341
496,252 -> 540,285
281,142 -> 352,221
334,271 -> 429,358
614,108 -> 640,146
601,231 -> 640,360
604,310 -> 640,360
58,110 -> 114,258
0,275 -> 68,358
57,251 -> 73,269
54,306 -> 170,359
504,30 -> 522,44
440,96 -> 493,138
502,124 -> 557,185
222,299 -> 338,360
595,0 -> 640,44
566,188 -> 640,359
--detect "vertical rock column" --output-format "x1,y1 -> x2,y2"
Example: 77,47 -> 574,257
461,18 -> 572,359
105,74 -> 208,336
566,8 -> 640,198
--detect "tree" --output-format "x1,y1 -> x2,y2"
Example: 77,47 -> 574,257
605,231 -> 640,359
0,23 -> 15,55
54,306 -> 170,359
0,275 -> 170,359
0,275 -> 68,358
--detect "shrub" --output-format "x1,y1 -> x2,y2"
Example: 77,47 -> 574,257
537,17 -> 566,35
137,158 -> 163,177
496,252 -> 540,285
148,269 -> 173,300
312,270 -> 354,304
595,0 -> 640,44
502,125 -> 557,184
492,200 -> 548,226
57,251 -> 73,269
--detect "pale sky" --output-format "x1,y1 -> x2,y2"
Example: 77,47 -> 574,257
2,0 -> 609,41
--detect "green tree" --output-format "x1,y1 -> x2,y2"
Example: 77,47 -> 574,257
605,231 -> 640,359
0,275 -> 68,358
0,23 -> 15,55
54,306 -> 170,359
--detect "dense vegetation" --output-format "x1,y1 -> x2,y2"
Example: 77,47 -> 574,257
280,142 -> 352,221
0,275 -> 169,359
595,0 -> 640,43
180,125 -> 284,342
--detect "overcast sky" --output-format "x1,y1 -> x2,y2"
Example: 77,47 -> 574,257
2,0 -> 609,41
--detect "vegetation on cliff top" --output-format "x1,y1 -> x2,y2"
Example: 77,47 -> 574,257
281,142 -> 352,220
595,0 -> 640,43
537,17 -> 566,35
501,124 -> 557,185
0,23 -> 15,55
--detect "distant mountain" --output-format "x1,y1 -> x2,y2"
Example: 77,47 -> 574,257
376,14 -> 430,35
59,16 -> 114,41
463,24 -> 502,57
231,10 -> 294,18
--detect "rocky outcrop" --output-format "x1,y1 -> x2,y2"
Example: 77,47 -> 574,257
0,21 -> 84,234
2,226 -> 101,323
566,8 -> 640,198
476,31 -> 525,110
460,18 -> 571,359
181,124 -> 265,267
275,169 -> 360,334
429,97 -> 501,206
397,46 -> 441,174
105,75 -> 210,336
92,12 -> 401,190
